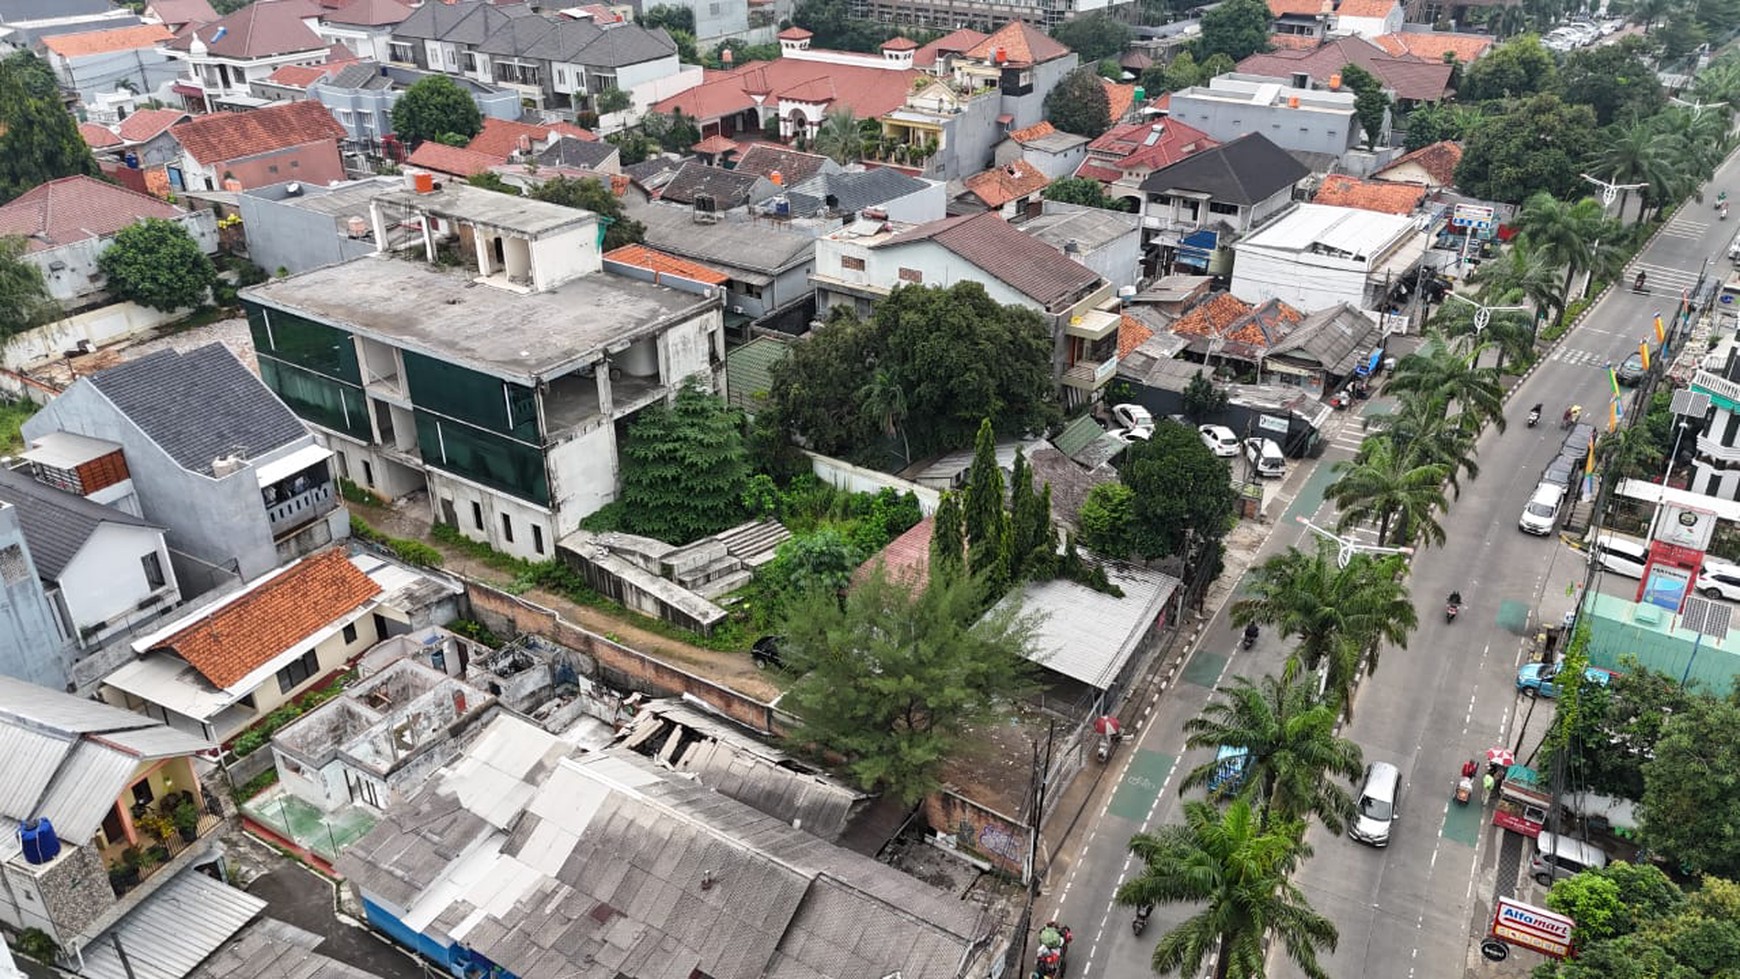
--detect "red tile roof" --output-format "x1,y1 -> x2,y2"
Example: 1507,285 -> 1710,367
117,108 -> 191,143
1269,0 -> 1328,14
654,59 -> 918,124
1313,174 -> 1425,214
0,176 -> 185,253
913,27 -> 987,68
164,0 -> 329,59
881,35 -> 918,51
778,26 -> 812,39
1117,314 -> 1153,358
1171,292 -> 1303,355
1103,79 -> 1135,121
1373,30 -> 1493,62
1336,0 -> 1398,17
1172,292 -> 1253,339
963,21 -> 1070,66
1373,139 -> 1462,186
170,99 -> 345,165
1237,35 -> 1453,101
605,243 -> 730,284
405,140 -> 500,177
151,548 -> 381,690
79,123 -> 123,149
851,516 -> 932,592
963,159 -> 1052,208
145,0 -> 220,27
692,134 -> 741,154
463,117 -> 597,160
1268,32 -> 1324,51
323,0 -> 414,24
571,3 -> 622,23
1078,118 -> 1217,180
264,62 -> 340,88
1008,120 -> 1058,144
41,23 -> 173,57
876,212 -> 1101,310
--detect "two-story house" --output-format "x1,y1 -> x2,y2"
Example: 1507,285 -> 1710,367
159,0 -> 338,112
312,0 -> 412,62
957,158 -> 1053,218
1236,34 -> 1453,105
1074,118 -> 1217,210
948,21 -> 1078,131
0,175 -> 218,311
811,211 -> 1114,406
307,61 -> 522,149
389,0 -> 679,116
0,500 -> 74,691
1164,73 -> 1374,160
21,343 -> 348,588
167,98 -> 348,191
1138,132 -> 1308,276
240,180 -> 726,560
993,121 -> 1088,180
38,23 -> 179,112
628,196 -> 817,335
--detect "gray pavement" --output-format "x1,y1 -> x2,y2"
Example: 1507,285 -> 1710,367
1042,173 -> 1740,979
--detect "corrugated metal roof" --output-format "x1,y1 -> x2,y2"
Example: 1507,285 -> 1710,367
37,740 -> 143,844
0,675 -> 161,733
96,724 -> 215,761
75,868 -> 266,979
1052,415 -> 1107,457
1002,563 -> 1181,689
0,724 -> 75,821
189,917 -> 377,979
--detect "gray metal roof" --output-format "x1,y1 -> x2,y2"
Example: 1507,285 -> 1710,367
0,674 -> 161,733
787,167 -> 930,217
189,918 -> 378,979
390,0 -> 533,43
1018,202 -> 1140,252
534,137 -> 617,171
658,162 -> 766,209
35,739 -> 141,843
1000,563 -> 1181,689
0,0 -> 114,22
0,465 -> 158,579
630,200 -> 815,275
85,344 -> 310,478
1265,302 -> 1382,376
75,868 -> 267,979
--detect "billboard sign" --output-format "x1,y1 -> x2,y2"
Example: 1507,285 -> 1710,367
1490,897 -> 1575,960
1641,563 -> 1693,612
1657,504 -> 1719,551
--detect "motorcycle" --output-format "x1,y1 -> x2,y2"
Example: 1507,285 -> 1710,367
1446,593 -> 1462,623
1240,624 -> 1259,651
1526,404 -> 1541,428
1132,906 -> 1153,936
1096,734 -> 1112,763
1633,272 -> 1649,294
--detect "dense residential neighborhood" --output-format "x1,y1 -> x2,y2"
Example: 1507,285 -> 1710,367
7,1 -> 1740,979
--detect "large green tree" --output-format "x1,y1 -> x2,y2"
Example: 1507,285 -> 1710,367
1194,0 -> 1273,62
97,218 -> 215,312
1456,34 -> 1556,102
789,0 -> 899,52
811,108 -> 864,165
1045,66 -> 1113,136
1400,101 -> 1467,151
1538,866 -> 1740,978
1180,673 -> 1364,834
1325,436 -> 1449,549
1230,543 -> 1416,718
1455,93 -> 1600,203
1561,39 -> 1665,125
1384,333 -> 1507,433
1337,64 -> 1390,149
1078,482 -> 1138,559
1051,14 -> 1133,61
527,176 -> 645,251
1043,177 -> 1128,210
0,236 -> 57,332
777,566 -> 1041,801
1515,193 -> 1612,297
390,75 -> 483,145
765,282 -> 1059,461
617,382 -> 749,544
1639,694 -> 1740,878
1119,420 -> 1237,560
0,53 -> 99,204
1116,800 -> 1337,979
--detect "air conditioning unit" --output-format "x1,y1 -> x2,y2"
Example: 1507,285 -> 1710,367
730,305 -> 746,314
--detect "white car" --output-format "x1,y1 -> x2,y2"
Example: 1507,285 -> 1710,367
1112,403 -> 1154,433
1107,427 -> 1151,444
1199,424 -> 1239,457
1243,437 -> 1286,478
1701,561 -> 1740,601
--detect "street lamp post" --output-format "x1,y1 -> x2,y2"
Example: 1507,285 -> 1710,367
1670,96 -> 1728,119
1293,517 -> 1415,698
1445,293 -> 1528,367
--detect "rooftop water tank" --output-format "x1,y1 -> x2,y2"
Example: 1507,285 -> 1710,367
19,817 -> 61,865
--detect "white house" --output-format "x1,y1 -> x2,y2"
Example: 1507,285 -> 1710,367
158,0 -> 336,110
1328,0 -> 1404,38
311,0 -> 411,62
1230,202 -> 1429,313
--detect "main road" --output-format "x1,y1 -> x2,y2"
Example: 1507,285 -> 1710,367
1043,164 -> 1737,979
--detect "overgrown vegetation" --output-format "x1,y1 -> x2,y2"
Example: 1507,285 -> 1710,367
227,672 -> 354,758
351,515 -> 444,568
236,768 -> 280,801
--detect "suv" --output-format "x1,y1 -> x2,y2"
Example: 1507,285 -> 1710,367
1199,424 -> 1239,457
1350,762 -> 1402,847
1616,352 -> 1648,385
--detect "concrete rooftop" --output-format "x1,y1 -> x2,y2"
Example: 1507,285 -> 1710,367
242,254 -> 717,384
375,183 -> 595,238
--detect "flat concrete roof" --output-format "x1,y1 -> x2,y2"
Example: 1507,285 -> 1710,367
376,182 -> 595,238
247,176 -> 402,218
242,255 -> 716,384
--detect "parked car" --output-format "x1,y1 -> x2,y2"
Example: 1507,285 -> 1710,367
1516,662 -> 1614,698
1244,437 -> 1286,478
1616,351 -> 1648,385
1198,424 -> 1240,457
1701,560 -> 1740,601
1206,745 -> 1250,796
1108,427 -> 1151,444
751,635 -> 786,670
1112,403 -> 1154,433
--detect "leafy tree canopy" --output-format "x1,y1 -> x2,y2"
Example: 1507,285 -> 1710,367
1119,420 -> 1238,559
639,4 -> 694,34
1338,63 -> 1390,148
1455,93 -> 1600,203
1561,38 -> 1664,125
1541,865 -> 1740,978
766,281 -> 1060,463
1457,34 -> 1556,102
642,110 -> 701,153
1194,0 -> 1273,62
1543,659 -> 1695,800
1045,66 -> 1113,137
1042,177 -> 1132,210
1078,482 -> 1137,559
0,235 -> 58,332
1639,693 -> 1740,878
526,176 -> 645,250
617,381 -> 749,544
1402,102 -> 1466,150
0,53 -> 99,204
790,0 -> 906,52
390,75 -> 483,146
777,566 -> 1042,802
1051,14 -> 1133,62
1181,371 -> 1228,423
97,218 -> 215,313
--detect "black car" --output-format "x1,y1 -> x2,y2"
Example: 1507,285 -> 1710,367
1616,352 -> 1648,386
751,635 -> 785,670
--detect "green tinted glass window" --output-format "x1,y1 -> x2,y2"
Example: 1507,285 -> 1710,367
259,359 -> 372,441
247,304 -> 360,384
402,351 -> 539,441
414,411 -> 548,505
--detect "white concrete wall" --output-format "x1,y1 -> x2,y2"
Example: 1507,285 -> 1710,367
657,310 -> 720,385
813,236 -> 1046,312
615,55 -> 681,94
26,210 -> 218,307
274,750 -> 348,810
542,423 -> 617,540
529,223 -> 601,291
58,523 -> 178,639
426,468 -> 559,560
1,302 -> 184,370
806,451 -> 939,513
878,180 -> 948,224
1230,246 -> 1366,310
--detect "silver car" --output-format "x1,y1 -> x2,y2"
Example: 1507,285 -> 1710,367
1350,761 -> 1401,847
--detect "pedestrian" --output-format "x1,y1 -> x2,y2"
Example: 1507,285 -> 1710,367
1482,772 -> 1496,802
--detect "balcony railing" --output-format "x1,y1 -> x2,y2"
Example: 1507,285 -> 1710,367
266,481 -> 337,535
1696,431 -> 1740,465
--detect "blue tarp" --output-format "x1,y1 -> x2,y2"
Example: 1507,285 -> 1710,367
1354,348 -> 1382,377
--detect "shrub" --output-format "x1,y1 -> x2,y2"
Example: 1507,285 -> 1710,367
16,928 -> 58,962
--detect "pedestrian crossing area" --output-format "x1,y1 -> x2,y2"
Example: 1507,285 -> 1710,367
1659,212 -> 1712,241
1550,346 -> 1615,368
1628,260 -> 1702,294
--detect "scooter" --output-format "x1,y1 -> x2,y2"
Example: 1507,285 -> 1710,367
1526,405 -> 1541,428
1132,906 -> 1152,936
1446,594 -> 1461,623
1096,733 -> 1112,763
1240,624 -> 1259,651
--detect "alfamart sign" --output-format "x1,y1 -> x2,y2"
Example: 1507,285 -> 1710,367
1485,897 -> 1575,960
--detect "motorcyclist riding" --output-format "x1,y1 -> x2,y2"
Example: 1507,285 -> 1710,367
1243,622 -> 1259,642
1635,270 -> 1647,291
1449,591 -> 1462,607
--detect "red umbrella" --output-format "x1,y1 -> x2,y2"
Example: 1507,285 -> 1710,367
1486,747 -> 1515,767
1094,715 -> 1122,736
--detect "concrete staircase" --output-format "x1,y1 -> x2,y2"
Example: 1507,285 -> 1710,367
663,520 -> 792,600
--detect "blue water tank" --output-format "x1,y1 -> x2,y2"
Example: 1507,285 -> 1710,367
20,818 -> 61,865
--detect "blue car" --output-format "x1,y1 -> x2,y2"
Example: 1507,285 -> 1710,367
1516,662 -> 1614,699
1207,745 -> 1251,796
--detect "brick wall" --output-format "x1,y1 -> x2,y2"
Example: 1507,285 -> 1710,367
923,789 -> 1030,880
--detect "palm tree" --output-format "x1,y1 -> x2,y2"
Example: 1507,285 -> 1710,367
1180,674 -> 1365,834
1515,193 -> 1600,297
1117,800 -> 1336,979
858,368 -> 911,466
1365,397 -> 1481,498
1435,299 -> 1535,375
1230,542 -> 1417,717
1592,118 -> 1683,224
811,108 -> 863,165
1326,435 -> 1450,548
1385,334 -> 1507,433
1472,244 -> 1566,329
1599,423 -> 1666,480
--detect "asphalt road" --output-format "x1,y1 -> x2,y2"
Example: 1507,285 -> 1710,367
1043,173 -> 1737,979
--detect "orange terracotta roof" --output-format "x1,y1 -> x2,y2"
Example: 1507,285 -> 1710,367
41,23 -> 172,57
169,100 -> 345,166
1226,298 -> 1303,348
1008,120 -> 1057,144
79,123 -> 123,149
913,27 -> 987,68
963,159 -> 1052,207
881,35 -> 919,50
1314,174 -> 1426,214
1268,32 -> 1323,51
405,141 -> 500,177
464,117 -> 597,160
1172,292 -> 1253,339
265,62 -> 338,88
1373,31 -> 1493,62
1102,80 -> 1135,122
1117,314 -> 1153,358
851,516 -> 932,592
1268,0 -> 1327,14
654,59 -> 917,125
1373,139 -> 1463,186
152,548 -> 380,690
1336,0 -> 1398,16
778,26 -> 812,39
963,21 -> 1070,66
605,243 -> 730,285
117,107 -> 190,143
692,133 -> 741,154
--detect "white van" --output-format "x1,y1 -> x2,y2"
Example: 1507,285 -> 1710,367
1588,531 -> 1650,579
1243,438 -> 1286,479
1530,831 -> 1608,885
1349,761 -> 1401,847
1519,483 -> 1566,536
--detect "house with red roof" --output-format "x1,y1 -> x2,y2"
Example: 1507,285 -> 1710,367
143,0 -> 220,33
464,116 -> 596,161
160,0 -> 340,111
1236,34 -> 1453,103
1074,118 -> 1217,207
1372,30 -> 1491,63
1313,173 -> 1426,214
169,98 -> 347,191
1372,139 -> 1463,188
0,175 -> 218,307
405,140 -> 502,178
994,120 -> 1089,179
959,158 -> 1053,218
947,21 -> 1080,131
40,24 -> 180,110
312,0 -> 414,62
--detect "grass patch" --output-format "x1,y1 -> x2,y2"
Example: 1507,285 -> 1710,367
447,618 -> 506,648
0,398 -> 35,455
237,768 -> 280,800
352,514 -> 443,567
227,670 -> 354,758
339,478 -> 381,506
